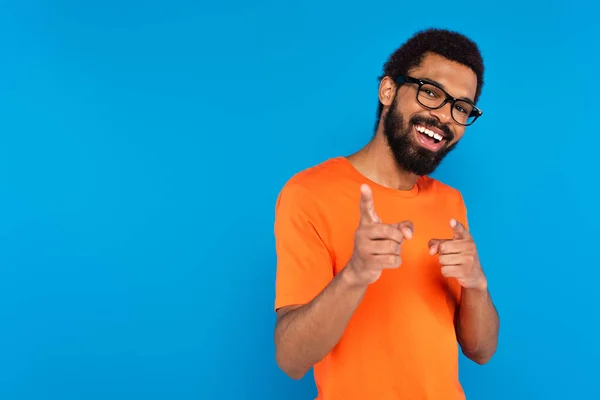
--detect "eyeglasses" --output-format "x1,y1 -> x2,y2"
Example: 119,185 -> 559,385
394,76 -> 482,126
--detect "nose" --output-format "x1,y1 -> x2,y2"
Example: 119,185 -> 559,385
428,102 -> 453,124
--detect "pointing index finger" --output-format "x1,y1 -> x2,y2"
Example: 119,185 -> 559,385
359,184 -> 380,224
450,219 -> 471,240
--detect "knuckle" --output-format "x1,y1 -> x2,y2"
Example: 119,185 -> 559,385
356,225 -> 371,237
389,226 -> 400,240
380,225 -> 392,237
358,229 -> 370,241
381,243 -> 391,253
396,231 -> 405,243
356,242 -> 368,255
387,255 -> 400,266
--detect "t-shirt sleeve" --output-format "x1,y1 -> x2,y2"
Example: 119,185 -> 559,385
455,190 -> 469,231
273,182 -> 334,311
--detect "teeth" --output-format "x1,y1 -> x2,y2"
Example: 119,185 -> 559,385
416,125 -> 444,142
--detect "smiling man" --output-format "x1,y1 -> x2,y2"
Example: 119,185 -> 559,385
273,28 -> 500,400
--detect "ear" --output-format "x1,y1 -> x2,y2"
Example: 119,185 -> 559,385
378,76 -> 396,107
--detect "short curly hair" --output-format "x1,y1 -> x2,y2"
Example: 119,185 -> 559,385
376,28 -> 484,123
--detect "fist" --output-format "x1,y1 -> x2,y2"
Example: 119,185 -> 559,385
428,219 -> 487,291
346,184 -> 413,286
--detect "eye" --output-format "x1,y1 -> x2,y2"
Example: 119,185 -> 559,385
454,104 -> 468,114
454,101 -> 474,115
423,89 -> 437,98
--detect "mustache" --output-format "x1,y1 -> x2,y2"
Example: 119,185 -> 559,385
409,116 -> 454,142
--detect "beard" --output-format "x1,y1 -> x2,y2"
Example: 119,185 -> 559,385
383,99 -> 458,176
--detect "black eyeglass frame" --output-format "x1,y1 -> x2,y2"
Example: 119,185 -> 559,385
394,75 -> 483,126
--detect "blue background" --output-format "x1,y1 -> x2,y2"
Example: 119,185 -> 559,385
0,1 -> 598,399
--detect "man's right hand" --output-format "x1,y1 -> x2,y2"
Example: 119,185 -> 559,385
274,183 -> 413,379
346,184 -> 413,287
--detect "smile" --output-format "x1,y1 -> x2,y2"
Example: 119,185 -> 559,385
414,124 -> 448,151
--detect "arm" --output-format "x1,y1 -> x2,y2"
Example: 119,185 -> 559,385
274,183 -> 412,379
456,286 -> 499,364
274,266 -> 368,379
429,218 -> 499,365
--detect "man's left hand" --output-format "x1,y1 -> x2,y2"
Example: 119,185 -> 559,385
428,219 -> 487,291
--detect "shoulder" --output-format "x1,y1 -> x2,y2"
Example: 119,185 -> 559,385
417,176 -> 469,228
273,159 -> 350,251
276,157 -> 353,208
284,157 -> 350,190
418,175 -> 466,206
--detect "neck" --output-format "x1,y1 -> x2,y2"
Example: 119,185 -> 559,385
347,128 -> 420,191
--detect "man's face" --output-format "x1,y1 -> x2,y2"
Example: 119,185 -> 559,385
383,53 -> 478,176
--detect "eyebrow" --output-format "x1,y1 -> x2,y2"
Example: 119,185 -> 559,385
421,77 -> 475,104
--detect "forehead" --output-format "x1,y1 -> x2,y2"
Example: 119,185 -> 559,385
408,53 -> 478,102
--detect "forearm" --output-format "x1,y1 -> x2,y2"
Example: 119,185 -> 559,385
457,287 -> 499,364
274,266 -> 367,379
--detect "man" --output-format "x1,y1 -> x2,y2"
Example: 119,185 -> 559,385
273,28 -> 500,400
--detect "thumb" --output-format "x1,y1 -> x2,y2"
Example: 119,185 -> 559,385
396,221 -> 414,240
428,239 -> 446,255
359,184 -> 380,224
450,219 -> 471,240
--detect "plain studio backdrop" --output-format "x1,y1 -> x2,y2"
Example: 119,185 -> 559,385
0,0 -> 598,399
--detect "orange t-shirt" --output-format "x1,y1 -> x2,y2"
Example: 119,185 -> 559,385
274,157 -> 469,400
